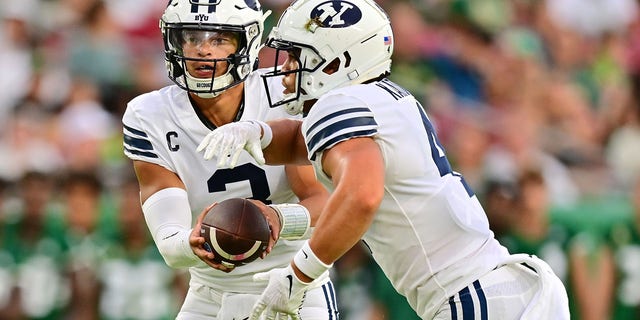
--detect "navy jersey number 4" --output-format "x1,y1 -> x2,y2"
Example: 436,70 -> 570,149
415,101 -> 474,197
375,79 -> 473,197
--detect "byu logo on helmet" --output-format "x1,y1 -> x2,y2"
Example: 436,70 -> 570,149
310,0 -> 362,28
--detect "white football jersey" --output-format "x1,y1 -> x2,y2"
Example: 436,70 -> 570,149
302,78 -> 511,318
122,69 -> 304,293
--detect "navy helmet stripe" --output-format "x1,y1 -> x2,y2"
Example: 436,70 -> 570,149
124,134 -> 154,151
190,0 -> 217,13
191,0 -> 198,13
309,129 -> 376,161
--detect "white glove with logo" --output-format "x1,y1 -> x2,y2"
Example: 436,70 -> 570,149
196,120 -> 268,168
249,265 -> 310,320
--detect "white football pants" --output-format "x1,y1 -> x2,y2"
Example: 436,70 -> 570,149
434,254 -> 570,320
176,279 -> 339,320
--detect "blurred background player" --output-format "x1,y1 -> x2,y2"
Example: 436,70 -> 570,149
121,0 -> 337,319
197,0 -> 570,318
0,171 -> 67,320
60,170 -> 114,320
98,175 -> 186,320
606,176 -> 640,319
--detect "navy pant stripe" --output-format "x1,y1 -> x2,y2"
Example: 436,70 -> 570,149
328,281 -> 338,317
448,296 -> 458,320
321,282 -> 339,319
473,280 -> 488,320
330,282 -> 340,319
449,280 -> 489,320
321,284 -> 333,320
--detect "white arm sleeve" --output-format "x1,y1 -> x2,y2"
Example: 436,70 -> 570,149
141,187 -> 200,268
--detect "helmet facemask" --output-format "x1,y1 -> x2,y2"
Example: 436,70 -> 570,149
261,37 -> 326,115
163,23 -> 259,98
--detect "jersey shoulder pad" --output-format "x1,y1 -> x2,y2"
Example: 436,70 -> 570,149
304,94 -> 378,160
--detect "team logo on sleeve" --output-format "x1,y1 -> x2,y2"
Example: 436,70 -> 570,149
310,0 -> 362,28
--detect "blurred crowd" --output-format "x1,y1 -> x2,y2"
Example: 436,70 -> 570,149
0,0 -> 639,319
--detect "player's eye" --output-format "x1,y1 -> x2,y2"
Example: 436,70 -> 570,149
181,30 -> 239,48
210,36 -> 227,45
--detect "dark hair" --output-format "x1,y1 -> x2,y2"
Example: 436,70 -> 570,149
518,168 -> 544,188
61,170 -> 103,195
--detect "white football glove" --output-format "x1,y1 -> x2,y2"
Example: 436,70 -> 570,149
196,121 -> 266,168
249,265 -> 310,320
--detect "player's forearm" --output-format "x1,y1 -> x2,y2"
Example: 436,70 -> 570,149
309,189 -> 379,264
273,164 -> 329,241
142,187 -> 200,268
291,193 -> 378,283
285,165 -> 330,227
570,244 -> 615,320
306,137 -> 384,264
297,190 -> 328,227
264,119 -> 309,165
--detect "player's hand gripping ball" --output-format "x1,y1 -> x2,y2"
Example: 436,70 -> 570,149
200,198 -> 271,268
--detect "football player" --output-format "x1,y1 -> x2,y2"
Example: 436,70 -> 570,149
121,0 -> 338,319
197,0 -> 571,319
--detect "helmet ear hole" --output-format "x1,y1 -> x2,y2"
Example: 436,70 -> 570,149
322,58 -> 341,75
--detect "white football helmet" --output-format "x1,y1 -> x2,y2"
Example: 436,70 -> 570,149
161,0 -> 270,98
262,0 -> 394,114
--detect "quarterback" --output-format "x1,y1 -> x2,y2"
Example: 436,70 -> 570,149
122,0 -> 338,319
198,0 -> 571,319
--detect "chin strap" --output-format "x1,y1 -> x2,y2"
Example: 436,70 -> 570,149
186,71 -> 235,98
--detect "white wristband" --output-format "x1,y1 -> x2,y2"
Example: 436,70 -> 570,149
293,241 -> 332,280
250,120 -> 272,149
269,204 -> 310,240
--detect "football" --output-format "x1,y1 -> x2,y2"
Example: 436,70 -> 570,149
199,198 -> 271,267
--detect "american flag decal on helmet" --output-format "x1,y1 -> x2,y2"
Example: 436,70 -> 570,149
383,36 -> 392,45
